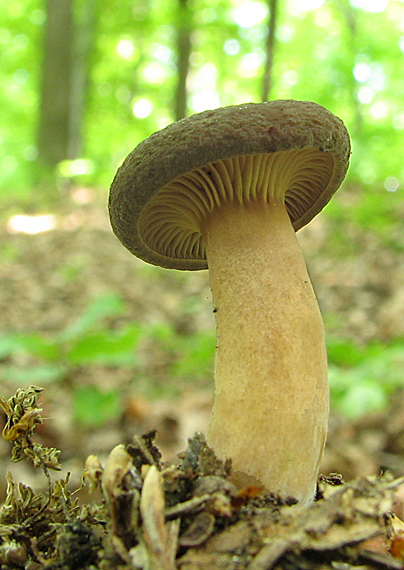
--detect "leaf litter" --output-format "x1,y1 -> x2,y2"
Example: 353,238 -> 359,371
0,386 -> 404,569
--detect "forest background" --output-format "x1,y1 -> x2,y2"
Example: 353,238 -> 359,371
1,0 -> 404,491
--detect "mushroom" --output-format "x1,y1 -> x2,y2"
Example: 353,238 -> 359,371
109,100 -> 351,503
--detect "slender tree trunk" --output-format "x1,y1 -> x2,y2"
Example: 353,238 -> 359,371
339,0 -> 363,134
68,0 -> 97,160
175,0 -> 192,120
37,0 -> 74,168
262,0 -> 279,102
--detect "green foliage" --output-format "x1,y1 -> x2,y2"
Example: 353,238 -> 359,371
2,290 -> 404,421
0,293 -> 140,426
1,0 -> 404,213
59,293 -> 125,342
0,292 -> 216,424
0,292 -> 133,374
72,384 -> 122,426
66,325 -> 141,365
171,330 -> 216,381
0,0 -> 43,197
328,338 -> 404,418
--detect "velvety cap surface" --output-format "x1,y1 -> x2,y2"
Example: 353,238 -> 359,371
109,100 -> 351,270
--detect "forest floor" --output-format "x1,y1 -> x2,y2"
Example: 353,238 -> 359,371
1,188 -> 404,568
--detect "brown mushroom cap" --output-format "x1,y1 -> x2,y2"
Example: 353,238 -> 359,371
109,100 -> 350,270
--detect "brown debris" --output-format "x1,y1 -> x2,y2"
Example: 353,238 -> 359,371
140,465 -> 178,570
0,387 -> 404,569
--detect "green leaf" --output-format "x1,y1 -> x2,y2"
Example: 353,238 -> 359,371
336,382 -> 388,419
327,339 -> 366,368
66,324 -> 142,365
3,363 -> 65,385
173,331 -> 215,379
59,293 -> 125,342
0,333 -> 60,361
73,385 -> 121,427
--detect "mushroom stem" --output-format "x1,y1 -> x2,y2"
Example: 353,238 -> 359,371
202,199 -> 329,502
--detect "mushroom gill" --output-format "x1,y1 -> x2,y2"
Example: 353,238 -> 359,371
138,148 -> 334,261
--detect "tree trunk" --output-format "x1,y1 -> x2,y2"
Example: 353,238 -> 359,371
262,0 -> 279,102
338,0 -> 363,134
37,0 -> 74,168
68,0 -> 97,160
175,0 -> 192,120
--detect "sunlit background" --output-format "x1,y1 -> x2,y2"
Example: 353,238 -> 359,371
1,0 -> 404,196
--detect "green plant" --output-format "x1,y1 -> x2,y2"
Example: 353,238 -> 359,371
0,293 -> 142,426
73,384 -> 122,427
2,292 -> 403,425
0,292 -> 216,425
328,338 -> 404,418
0,293 -> 141,373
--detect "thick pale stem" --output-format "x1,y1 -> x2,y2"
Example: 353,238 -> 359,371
202,200 -> 329,502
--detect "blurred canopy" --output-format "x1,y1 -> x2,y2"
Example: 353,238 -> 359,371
0,0 -> 404,221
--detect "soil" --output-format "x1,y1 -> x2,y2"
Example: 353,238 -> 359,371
1,388 -> 404,570
1,398 -> 404,570
1,189 -> 404,568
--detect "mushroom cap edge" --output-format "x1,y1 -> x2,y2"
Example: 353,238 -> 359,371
109,99 -> 351,270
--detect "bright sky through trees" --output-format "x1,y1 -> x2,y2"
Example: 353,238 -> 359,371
0,0 -> 403,213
